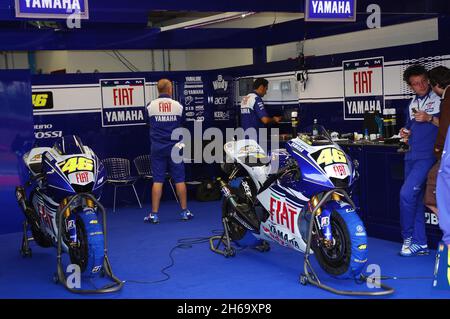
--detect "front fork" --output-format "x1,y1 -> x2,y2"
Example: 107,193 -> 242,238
308,193 -> 342,246
62,197 -> 96,247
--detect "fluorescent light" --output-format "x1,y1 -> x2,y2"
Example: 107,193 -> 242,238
160,12 -> 256,32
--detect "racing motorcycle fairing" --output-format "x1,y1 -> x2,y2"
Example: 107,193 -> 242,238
18,136 -> 106,274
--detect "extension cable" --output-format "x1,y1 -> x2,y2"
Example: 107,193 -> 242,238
123,231 -> 226,285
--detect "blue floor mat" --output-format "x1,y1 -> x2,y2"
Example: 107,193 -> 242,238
0,200 -> 448,299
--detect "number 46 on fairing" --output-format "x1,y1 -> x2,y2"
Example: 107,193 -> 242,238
58,157 -> 94,174
315,148 -> 347,166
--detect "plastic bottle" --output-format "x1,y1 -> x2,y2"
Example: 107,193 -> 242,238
364,128 -> 369,141
375,112 -> 384,138
312,119 -> 319,136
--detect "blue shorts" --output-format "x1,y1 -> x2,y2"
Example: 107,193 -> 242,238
151,153 -> 185,184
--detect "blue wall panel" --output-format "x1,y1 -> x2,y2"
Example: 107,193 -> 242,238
0,70 -> 33,234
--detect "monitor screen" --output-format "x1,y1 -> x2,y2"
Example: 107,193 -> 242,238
238,78 -> 254,96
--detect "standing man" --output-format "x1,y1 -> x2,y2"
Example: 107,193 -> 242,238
399,64 -> 440,256
144,79 -> 193,224
240,78 -> 282,140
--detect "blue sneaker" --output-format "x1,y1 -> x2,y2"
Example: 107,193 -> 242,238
144,213 -> 159,224
180,209 -> 194,221
400,243 -> 429,257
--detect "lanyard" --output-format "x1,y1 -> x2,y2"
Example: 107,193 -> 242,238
412,93 -> 430,112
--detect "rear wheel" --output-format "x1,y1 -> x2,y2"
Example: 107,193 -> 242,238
69,208 -> 104,276
222,196 -> 248,241
25,207 -> 53,248
221,178 -> 261,246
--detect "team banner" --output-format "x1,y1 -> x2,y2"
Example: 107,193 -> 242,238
210,74 -> 234,123
15,0 -> 89,19
100,78 -> 147,127
343,57 -> 385,120
181,76 -> 206,122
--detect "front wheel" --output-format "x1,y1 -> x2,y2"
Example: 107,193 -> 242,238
312,208 -> 368,279
69,208 -> 104,276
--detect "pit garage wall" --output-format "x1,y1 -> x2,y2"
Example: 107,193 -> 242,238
230,38 -> 450,135
0,70 -> 34,234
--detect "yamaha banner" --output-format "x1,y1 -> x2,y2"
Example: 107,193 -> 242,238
100,78 -> 147,127
343,57 -> 385,120
305,0 -> 356,22
15,0 -> 89,19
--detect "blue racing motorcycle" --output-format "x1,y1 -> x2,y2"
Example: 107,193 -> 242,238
211,126 -> 394,295
15,135 -> 123,293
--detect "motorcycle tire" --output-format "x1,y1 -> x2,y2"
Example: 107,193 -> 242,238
69,208 -> 104,276
25,207 -> 53,248
222,194 -> 248,241
311,209 -> 367,279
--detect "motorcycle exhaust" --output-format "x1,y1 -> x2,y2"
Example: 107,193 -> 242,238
217,179 -> 259,232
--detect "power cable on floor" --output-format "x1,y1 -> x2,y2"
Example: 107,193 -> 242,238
124,230 -> 234,285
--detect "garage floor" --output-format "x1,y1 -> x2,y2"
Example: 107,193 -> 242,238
0,200 -> 448,299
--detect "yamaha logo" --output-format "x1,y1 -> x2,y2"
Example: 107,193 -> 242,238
213,75 -> 228,92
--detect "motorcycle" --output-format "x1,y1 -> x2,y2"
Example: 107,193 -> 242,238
210,126 -> 393,295
15,135 -> 123,293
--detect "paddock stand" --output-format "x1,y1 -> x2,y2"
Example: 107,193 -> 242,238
54,193 -> 124,294
209,215 -> 270,257
300,189 -> 395,296
20,220 -> 33,258
210,190 -> 395,296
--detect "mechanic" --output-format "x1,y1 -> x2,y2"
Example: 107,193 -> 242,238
144,78 -> 193,224
399,64 -> 440,256
240,78 -> 282,142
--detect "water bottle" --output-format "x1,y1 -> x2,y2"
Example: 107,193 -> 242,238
312,119 -> 319,136
375,112 -> 384,138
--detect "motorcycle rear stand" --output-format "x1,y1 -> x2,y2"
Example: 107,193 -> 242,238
210,189 -> 395,296
21,193 -> 124,294
20,220 -> 33,257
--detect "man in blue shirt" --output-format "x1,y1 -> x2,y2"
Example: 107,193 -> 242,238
144,79 -> 193,224
240,78 -> 282,141
399,65 -> 440,256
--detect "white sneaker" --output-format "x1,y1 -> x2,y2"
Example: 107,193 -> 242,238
401,237 -> 412,254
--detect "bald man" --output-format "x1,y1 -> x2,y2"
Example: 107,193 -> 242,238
144,79 -> 193,224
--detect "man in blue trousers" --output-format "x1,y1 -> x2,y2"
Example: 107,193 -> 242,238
399,64 -> 440,256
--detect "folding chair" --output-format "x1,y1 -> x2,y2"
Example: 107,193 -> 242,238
102,157 -> 142,212
133,154 -> 179,203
